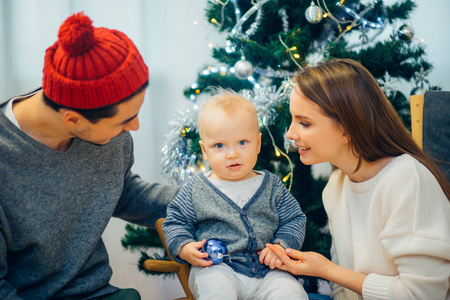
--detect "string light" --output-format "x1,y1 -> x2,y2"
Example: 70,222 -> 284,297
282,174 -> 291,183
266,129 -> 294,191
278,35 -> 302,70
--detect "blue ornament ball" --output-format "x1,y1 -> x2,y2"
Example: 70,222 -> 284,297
202,238 -> 228,264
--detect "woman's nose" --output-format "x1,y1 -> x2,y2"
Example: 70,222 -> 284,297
286,123 -> 298,141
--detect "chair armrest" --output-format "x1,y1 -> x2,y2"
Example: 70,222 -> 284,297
143,259 -> 183,273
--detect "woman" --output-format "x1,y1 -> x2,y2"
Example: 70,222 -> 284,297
264,58 -> 450,299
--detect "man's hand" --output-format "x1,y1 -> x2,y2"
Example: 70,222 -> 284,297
178,239 -> 214,267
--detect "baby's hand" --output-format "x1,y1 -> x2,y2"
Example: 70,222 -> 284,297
258,244 -> 284,269
178,239 -> 214,267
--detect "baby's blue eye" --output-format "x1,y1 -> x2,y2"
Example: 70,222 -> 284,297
215,143 -> 223,149
239,140 -> 247,146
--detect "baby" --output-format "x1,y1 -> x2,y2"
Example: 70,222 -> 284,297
163,89 -> 308,299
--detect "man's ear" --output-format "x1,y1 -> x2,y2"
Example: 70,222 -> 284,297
62,110 -> 84,128
199,140 -> 208,161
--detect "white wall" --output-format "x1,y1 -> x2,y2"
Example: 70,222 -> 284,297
1,1 -> 449,299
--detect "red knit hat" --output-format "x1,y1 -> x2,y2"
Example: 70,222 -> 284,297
42,12 -> 149,109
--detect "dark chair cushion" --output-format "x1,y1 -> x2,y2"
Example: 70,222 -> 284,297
423,91 -> 450,182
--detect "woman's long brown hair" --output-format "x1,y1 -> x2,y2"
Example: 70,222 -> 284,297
294,58 -> 450,199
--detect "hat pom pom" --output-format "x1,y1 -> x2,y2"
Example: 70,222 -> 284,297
58,12 -> 96,56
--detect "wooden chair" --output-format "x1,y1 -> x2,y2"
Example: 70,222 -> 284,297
410,91 -> 450,181
143,218 -> 194,300
410,94 -> 425,149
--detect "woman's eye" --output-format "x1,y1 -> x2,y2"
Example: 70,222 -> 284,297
299,122 -> 311,127
215,143 -> 223,149
239,140 -> 247,146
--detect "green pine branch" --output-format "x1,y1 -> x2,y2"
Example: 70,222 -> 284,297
121,224 -> 163,250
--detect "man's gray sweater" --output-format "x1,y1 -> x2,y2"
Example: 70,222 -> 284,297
0,104 -> 179,299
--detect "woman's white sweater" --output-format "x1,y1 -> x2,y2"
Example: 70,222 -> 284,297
323,154 -> 450,299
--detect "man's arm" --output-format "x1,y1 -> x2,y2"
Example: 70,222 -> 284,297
113,170 -> 181,227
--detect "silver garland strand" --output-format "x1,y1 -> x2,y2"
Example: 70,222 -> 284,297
161,106 -> 201,185
253,66 -> 296,79
278,8 -> 289,34
245,6 -> 263,38
240,80 -> 292,127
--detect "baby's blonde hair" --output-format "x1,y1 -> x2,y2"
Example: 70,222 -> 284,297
198,88 -> 258,139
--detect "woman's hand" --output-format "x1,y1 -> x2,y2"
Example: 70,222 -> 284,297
266,243 -> 367,295
179,239 -> 214,267
265,243 -> 331,277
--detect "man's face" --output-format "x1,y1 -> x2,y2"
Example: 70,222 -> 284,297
71,90 -> 146,145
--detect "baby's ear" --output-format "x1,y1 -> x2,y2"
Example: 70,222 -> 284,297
199,140 -> 208,161
257,132 -> 262,153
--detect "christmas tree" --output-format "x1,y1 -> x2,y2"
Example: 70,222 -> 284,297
122,0 -> 435,293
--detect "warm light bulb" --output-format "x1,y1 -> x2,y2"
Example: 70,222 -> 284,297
282,174 -> 291,182
293,53 -> 300,59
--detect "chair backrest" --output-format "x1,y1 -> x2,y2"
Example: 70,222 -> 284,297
411,91 -> 450,182
410,94 -> 424,149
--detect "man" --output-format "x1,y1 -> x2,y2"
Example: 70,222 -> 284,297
0,12 -> 179,299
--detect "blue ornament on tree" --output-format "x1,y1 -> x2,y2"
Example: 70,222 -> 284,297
202,239 -> 229,264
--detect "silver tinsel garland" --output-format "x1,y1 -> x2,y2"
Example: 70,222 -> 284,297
161,106 -> 201,185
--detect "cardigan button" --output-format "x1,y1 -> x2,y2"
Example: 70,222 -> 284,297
249,232 -> 256,238
240,210 -> 246,215
252,268 -> 257,274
